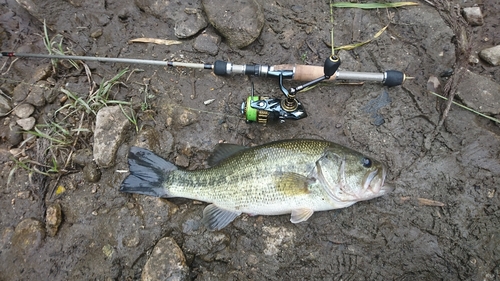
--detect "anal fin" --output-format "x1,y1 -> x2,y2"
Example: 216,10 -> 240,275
202,204 -> 241,231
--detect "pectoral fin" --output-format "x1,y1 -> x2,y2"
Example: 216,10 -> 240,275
290,208 -> 314,223
202,204 -> 241,231
273,172 -> 313,196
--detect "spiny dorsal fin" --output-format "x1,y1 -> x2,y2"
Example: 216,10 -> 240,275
207,143 -> 248,166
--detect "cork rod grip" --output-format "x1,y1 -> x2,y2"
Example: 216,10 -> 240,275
272,64 -> 337,81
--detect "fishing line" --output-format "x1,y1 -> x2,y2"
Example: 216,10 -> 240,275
330,0 -> 335,57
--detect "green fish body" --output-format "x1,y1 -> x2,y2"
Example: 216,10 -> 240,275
120,139 -> 390,230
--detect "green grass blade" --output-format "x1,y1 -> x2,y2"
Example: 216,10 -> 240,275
428,91 -> 500,124
335,24 -> 388,51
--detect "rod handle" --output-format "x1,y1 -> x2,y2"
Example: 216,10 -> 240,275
272,64 -> 406,86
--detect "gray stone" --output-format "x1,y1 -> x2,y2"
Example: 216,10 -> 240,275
83,162 -> 101,182
174,8 -> 208,39
193,32 -> 220,55
141,237 -> 189,281
134,0 -> 201,22
72,148 -> 94,166
456,69 -> 500,115
93,105 -> 132,167
462,7 -> 484,26
26,81 -> 49,107
134,126 -> 161,151
16,117 -> 36,131
11,218 -> 46,255
8,124 -> 23,146
202,0 -> 264,48
0,92 -> 11,117
175,154 -> 189,168
14,103 -> 35,118
479,45 -> 500,66
12,83 -> 30,103
29,65 -> 52,83
43,87 -> 58,103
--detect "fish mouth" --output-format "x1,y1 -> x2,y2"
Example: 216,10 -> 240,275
363,165 -> 391,195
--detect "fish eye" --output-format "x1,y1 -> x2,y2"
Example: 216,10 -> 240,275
362,157 -> 372,168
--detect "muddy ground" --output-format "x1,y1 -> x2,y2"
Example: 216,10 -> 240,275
1,0 -> 499,280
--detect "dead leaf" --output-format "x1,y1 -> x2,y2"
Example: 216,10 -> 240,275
128,38 -> 182,46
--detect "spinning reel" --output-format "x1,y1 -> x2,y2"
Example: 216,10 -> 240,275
241,55 -> 340,124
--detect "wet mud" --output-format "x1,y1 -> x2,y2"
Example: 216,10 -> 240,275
0,0 -> 499,280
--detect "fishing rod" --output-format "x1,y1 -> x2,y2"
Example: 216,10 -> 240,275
1,51 -> 407,123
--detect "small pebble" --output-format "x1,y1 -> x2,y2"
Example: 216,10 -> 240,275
175,154 -> 190,168
204,99 -> 215,105
14,103 -> 35,118
11,218 -> 46,255
46,203 -> 62,237
91,29 -> 103,38
0,92 -> 11,117
9,148 -> 23,158
16,117 -> 36,131
83,162 -> 101,183
462,7 -> 484,26
479,45 -> 500,66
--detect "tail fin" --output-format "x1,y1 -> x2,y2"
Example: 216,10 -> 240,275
120,146 -> 177,197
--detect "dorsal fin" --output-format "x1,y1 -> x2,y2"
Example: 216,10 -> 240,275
207,143 -> 248,166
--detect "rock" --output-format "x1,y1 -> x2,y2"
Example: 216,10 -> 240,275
14,103 -> 35,118
134,0 -> 200,22
16,117 -> 36,130
44,87 -> 58,104
141,237 -> 189,281
83,162 -> 101,182
456,69 -> 500,115
11,218 -> 46,254
93,105 -> 132,167
175,154 -> 189,168
30,65 -> 52,83
46,203 -> 62,237
479,45 -> 500,66
193,32 -> 221,55
202,0 -> 264,48
134,126 -> 161,151
90,28 -> 103,38
72,148 -> 94,166
462,7 -> 484,26
426,76 -> 441,93
26,81 -> 49,107
8,124 -> 23,146
12,83 -> 30,103
0,91 -> 11,117
174,8 -> 208,39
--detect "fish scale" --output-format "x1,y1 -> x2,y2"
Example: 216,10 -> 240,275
120,139 -> 391,231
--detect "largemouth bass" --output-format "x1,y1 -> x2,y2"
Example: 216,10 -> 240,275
120,139 -> 390,231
